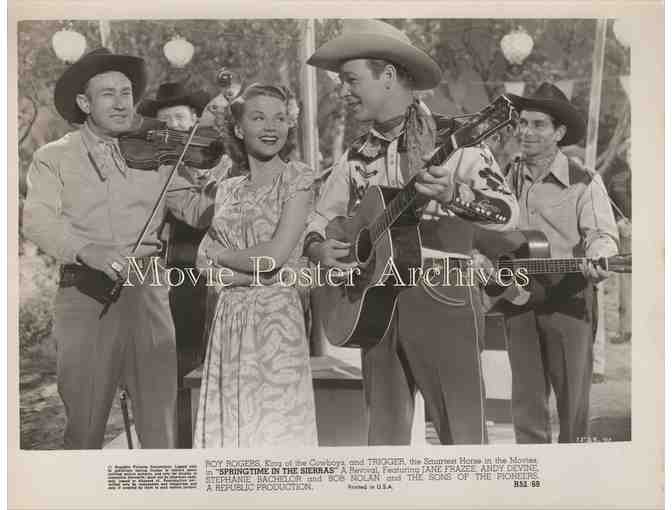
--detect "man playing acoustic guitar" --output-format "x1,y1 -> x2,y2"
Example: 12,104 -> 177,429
304,20 -> 519,445
501,83 -> 619,443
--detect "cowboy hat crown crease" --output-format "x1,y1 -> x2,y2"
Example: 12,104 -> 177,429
307,19 -> 442,90
54,47 -> 147,124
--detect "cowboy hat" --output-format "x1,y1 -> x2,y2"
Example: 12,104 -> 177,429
137,82 -> 211,118
506,82 -> 586,146
54,47 -> 147,124
307,19 -> 442,90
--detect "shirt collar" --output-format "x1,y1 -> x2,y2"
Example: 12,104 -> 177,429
358,100 -> 430,156
523,150 -> 570,187
80,121 -> 127,180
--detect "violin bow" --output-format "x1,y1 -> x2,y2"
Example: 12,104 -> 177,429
99,120 -> 202,318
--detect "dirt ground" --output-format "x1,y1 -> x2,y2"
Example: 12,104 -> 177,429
19,274 -> 630,449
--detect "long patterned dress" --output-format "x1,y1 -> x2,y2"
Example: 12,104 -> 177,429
193,160 -> 318,448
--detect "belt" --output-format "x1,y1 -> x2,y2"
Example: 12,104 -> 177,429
60,256 -> 159,288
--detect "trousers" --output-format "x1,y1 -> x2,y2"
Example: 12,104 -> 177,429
360,283 -> 487,445
53,272 -> 177,449
504,288 -> 595,443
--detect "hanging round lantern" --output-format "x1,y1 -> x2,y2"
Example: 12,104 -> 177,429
163,36 -> 194,68
612,19 -> 630,48
51,27 -> 87,64
500,27 -> 534,65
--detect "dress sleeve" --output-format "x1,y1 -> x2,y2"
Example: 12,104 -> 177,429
281,162 -> 317,205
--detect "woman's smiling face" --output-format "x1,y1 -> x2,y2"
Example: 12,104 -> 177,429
237,95 -> 289,161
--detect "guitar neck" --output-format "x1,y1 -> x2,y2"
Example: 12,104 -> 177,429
369,138 -> 458,244
498,257 -> 590,275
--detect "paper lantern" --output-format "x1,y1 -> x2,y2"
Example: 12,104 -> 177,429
500,28 -> 534,65
612,19 -> 630,48
51,28 -> 87,64
163,36 -> 194,68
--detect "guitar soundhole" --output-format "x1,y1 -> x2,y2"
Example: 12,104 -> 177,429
355,228 -> 373,264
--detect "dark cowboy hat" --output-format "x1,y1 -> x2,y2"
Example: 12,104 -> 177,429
506,82 -> 586,146
137,82 -> 211,118
307,19 -> 442,90
54,48 -> 147,124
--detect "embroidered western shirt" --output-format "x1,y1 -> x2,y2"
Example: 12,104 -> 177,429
307,116 -> 519,239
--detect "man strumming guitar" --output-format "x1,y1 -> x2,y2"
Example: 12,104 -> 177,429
499,83 -> 619,444
303,20 -> 519,446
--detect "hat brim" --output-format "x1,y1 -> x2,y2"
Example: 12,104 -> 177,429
307,33 -> 442,90
507,94 -> 586,146
55,54 -> 147,124
137,91 -> 211,118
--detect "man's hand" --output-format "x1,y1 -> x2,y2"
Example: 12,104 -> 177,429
77,242 -> 160,280
580,258 -> 610,284
414,163 -> 455,205
471,249 -> 494,273
309,239 -> 357,270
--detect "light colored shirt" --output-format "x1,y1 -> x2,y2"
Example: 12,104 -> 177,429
307,121 -> 519,239
23,123 -> 216,264
508,150 -> 618,259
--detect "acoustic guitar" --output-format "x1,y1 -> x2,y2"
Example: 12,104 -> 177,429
313,95 -> 519,349
473,229 -> 632,310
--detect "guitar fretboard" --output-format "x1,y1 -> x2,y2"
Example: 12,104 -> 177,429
498,258 -> 589,274
369,138 -> 456,244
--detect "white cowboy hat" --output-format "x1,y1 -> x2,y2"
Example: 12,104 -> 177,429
307,19 -> 442,90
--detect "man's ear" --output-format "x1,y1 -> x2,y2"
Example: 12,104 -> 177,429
382,64 -> 397,90
554,124 -> 567,143
234,124 -> 244,140
75,93 -> 91,116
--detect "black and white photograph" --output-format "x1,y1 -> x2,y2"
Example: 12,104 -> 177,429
7,2 -> 664,509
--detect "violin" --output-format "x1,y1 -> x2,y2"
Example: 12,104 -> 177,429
118,116 -> 226,171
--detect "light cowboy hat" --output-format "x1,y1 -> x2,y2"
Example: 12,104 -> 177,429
506,82 -> 586,146
137,81 -> 211,118
55,47 -> 147,124
307,19 -> 442,90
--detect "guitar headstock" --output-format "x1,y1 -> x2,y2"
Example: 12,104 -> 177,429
606,253 -> 632,273
453,95 -> 519,148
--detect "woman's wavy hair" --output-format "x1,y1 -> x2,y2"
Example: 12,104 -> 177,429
225,83 -> 298,176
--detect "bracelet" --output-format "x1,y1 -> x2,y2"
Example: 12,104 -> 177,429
303,231 -> 325,256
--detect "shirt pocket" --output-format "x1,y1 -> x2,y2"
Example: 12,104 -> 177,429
537,188 -> 579,237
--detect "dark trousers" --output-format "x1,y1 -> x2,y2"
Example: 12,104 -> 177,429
505,289 -> 595,443
360,284 -> 487,445
54,275 -> 177,449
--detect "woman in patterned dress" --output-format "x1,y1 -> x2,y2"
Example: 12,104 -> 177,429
193,84 -> 318,448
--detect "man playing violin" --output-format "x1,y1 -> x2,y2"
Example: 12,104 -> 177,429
138,81 -> 231,184
138,83 -> 232,437
305,20 -> 519,446
500,83 -> 619,443
22,49 -> 219,449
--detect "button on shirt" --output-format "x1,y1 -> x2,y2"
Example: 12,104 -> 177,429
509,150 -> 618,259
23,123 -> 214,264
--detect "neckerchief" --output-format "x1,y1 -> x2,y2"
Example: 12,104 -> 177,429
357,99 -> 436,183
400,99 -> 436,181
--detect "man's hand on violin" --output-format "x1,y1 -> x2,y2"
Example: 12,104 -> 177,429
77,242 -> 160,280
